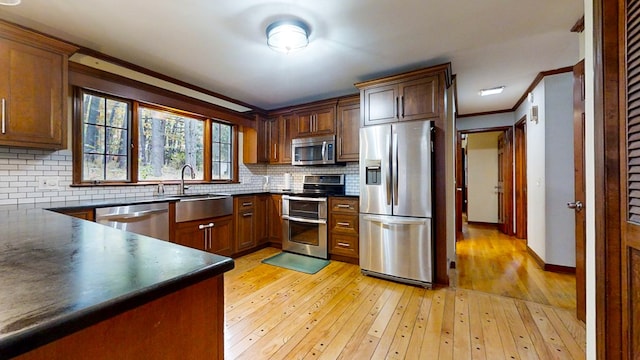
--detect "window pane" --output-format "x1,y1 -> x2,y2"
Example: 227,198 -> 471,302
106,155 -> 128,181
106,128 -> 128,156
106,99 -> 128,128
138,107 -> 204,181
83,124 -> 105,154
81,92 -> 130,182
83,94 -> 105,126
221,144 -> 230,162
83,154 -> 104,181
212,123 -> 220,142
211,123 -> 233,180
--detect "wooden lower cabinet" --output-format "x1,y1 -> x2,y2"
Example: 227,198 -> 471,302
234,196 -> 256,253
51,207 -> 95,221
16,275 -> 225,360
174,215 -> 233,257
255,195 -> 269,245
328,197 -> 359,262
268,194 -> 283,248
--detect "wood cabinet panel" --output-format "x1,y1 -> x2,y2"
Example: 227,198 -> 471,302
52,208 -> 95,221
336,97 -> 360,162
255,195 -> 269,245
328,197 -> 359,260
359,72 -> 440,126
293,104 -> 336,137
234,196 -> 256,253
174,216 -> 232,256
279,114 -> 293,164
268,194 -> 283,247
399,76 -> 438,121
0,23 -> 77,149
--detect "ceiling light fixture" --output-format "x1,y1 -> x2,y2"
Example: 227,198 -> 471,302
266,20 -> 309,54
479,86 -> 505,96
0,0 -> 21,5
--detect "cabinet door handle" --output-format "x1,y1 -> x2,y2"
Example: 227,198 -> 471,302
336,204 -> 351,209
337,222 -> 351,227
243,212 -> 253,217
242,202 -> 253,207
337,242 -> 350,247
199,222 -> 215,230
1,98 -> 5,134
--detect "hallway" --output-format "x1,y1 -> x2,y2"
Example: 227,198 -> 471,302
455,223 -> 577,311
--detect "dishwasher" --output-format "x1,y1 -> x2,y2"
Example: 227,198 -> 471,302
95,202 -> 170,241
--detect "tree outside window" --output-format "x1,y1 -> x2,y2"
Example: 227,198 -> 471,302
138,107 -> 204,181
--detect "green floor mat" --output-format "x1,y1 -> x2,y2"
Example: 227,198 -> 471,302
261,252 -> 330,274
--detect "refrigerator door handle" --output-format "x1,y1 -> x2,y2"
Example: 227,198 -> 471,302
386,133 -> 393,206
362,215 -> 427,226
392,132 -> 399,206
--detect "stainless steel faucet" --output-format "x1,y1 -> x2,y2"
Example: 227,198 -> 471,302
180,164 -> 195,195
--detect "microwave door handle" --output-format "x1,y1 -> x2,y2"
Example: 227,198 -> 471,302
321,141 -> 326,161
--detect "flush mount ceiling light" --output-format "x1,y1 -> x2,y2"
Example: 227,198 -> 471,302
479,86 -> 505,96
0,0 -> 21,5
266,20 -> 309,54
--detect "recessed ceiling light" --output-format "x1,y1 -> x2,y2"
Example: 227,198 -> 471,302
0,0 -> 21,5
479,86 -> 505,96
266,20 -> 309,54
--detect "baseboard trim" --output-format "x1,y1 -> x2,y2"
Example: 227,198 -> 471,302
527,246 -> 546,269
544,264 -> 576,274
526,246 -> 576,274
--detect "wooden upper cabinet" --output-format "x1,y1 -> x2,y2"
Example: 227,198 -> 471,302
0,21 -> 78,149
267,116 -> 280,163
279,113 -> 293,164
336,96 -> 360,162
293,103 -> 336,137
357,66 -> 447,126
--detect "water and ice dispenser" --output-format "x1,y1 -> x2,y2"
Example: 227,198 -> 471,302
365,159 -> 382,185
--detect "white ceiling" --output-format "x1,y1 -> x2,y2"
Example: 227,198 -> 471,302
0,0 -> 583,114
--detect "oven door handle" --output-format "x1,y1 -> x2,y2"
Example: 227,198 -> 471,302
283,196 -> 327,202
282,215 -> 327,225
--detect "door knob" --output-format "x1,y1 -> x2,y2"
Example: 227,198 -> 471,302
567,201 -> 584,212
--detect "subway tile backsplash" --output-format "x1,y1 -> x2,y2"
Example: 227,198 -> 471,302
0,146 -> 359,205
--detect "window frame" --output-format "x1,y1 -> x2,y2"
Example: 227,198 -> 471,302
72,87 -> 239,186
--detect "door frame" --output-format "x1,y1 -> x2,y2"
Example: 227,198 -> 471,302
572,60 -> 586,323
455,126 -> 513,235
595,0 -> 624,356
514,117 -> 528,240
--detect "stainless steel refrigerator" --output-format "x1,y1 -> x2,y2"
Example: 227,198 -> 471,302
359,120 -> 433,286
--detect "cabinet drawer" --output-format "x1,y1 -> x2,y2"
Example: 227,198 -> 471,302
235,196 -> 255,210
330,233 -> 358,258
329,197 -> 359,214
330,213 -> 358,235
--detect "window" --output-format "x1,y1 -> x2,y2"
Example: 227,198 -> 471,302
211,122 -> 233,180
74,89 -> 237,185
138,107 -> 204,181
80,92 -> 131,182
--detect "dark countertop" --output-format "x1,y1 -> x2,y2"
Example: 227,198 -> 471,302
0,206 -> 234,359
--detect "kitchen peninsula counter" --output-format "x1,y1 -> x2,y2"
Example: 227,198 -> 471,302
0,205 -> 234,359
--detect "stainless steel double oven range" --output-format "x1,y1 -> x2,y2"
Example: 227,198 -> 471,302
282,174 -> 345,259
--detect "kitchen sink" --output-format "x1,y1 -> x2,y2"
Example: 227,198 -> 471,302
172,193 -> 233,222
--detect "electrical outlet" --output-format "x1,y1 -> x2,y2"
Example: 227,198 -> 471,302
38,177 -> 60,191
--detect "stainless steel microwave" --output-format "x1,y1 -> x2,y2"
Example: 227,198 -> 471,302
291,135 -> 336,166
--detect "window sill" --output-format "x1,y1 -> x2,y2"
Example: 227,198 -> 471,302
70,180 -> 239,187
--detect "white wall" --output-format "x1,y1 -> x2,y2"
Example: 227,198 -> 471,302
466,132 -> 501,223
515,80 -> 547,262
544,73 -> 576,267
457,112 -> 515,131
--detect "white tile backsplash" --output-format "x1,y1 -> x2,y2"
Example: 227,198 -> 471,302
0,136 -> 359,205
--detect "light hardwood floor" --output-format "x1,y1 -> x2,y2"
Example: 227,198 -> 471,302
224,247 -> 585,359
455,223 -> 577,310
